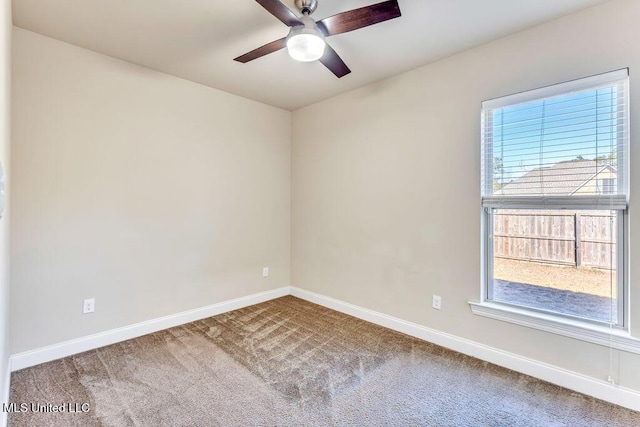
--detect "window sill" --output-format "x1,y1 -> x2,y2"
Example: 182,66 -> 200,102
468,301 -> 640,354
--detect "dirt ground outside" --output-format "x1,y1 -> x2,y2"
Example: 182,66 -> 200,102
493,257 -> 617,298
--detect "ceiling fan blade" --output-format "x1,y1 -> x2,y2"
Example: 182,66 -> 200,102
255,0 -> 302,27
234,37 -> 287,63
319,44 -> 351,78
317,0 -> 401,36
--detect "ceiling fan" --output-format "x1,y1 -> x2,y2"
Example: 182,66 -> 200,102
234,0 -> 402,78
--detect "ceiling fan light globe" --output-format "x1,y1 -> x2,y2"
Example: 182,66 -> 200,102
287,33 -> 325,62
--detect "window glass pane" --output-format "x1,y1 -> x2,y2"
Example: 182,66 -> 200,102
490,208 -> 618,324
482,71 -> 629,204
490,86 -> 622,197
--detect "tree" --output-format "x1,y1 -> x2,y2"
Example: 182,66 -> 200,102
595,150 -> 617,166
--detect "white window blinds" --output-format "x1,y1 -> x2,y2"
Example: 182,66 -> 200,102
481,69 -> 629,209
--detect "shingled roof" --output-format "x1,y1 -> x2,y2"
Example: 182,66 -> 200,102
496,159 -> 615,196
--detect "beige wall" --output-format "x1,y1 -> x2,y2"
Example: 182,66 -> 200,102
0,0 -> 11,413
11,28 -> 291,354
292,0 -> 640,392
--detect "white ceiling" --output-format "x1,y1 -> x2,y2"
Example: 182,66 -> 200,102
13,0 -> 608,111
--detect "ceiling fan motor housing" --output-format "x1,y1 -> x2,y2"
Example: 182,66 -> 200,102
294,0 -> 318,15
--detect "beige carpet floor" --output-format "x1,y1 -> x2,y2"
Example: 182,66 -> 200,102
8,296 -> 640,426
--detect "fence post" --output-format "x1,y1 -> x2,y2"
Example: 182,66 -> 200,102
574,213 -> 582,268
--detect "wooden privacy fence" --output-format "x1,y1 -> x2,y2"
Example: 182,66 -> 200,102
493,210 -> 616,270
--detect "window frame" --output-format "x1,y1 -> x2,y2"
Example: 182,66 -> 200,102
473,70 -> 636,349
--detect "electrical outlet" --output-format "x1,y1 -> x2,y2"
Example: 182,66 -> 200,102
432,295 -> 442,310
83,298 -> 95,314
263,267 -> 269,277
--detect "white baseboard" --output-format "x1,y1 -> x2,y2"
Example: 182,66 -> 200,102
290,286 -> 640,412
10,287 -> 289,372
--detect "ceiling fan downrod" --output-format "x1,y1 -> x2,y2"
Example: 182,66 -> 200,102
294,0 -> 318,15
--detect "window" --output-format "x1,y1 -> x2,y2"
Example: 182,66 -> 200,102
479,70 -> 629,328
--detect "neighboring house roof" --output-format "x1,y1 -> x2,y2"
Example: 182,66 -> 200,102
496,159 -> 616,195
